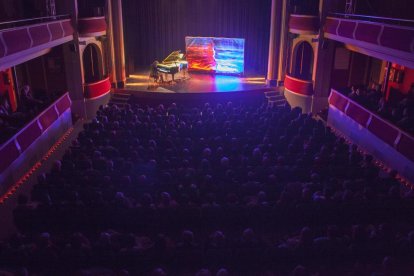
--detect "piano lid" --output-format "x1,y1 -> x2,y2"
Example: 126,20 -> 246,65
162,50 -> 185,64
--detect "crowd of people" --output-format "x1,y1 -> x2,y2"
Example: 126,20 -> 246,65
2,100 -> 413,274
0,85 -> 47,144
345,84 -> 414,135
2,223 -> 414,275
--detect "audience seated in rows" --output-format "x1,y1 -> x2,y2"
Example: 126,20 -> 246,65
4,100 -> 414,275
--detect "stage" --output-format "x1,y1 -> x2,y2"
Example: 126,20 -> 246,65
123,70 -> 268,93
112,70 -> 279,105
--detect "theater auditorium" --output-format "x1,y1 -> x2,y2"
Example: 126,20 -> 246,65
1,0 -> 414,275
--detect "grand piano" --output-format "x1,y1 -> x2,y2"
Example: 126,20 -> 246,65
156,50 -> 188,82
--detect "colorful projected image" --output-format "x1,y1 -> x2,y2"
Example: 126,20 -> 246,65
185,36 -> 245,74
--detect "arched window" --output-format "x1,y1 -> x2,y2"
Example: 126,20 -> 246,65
291,41 -> 314,81
83,44 -> 103,83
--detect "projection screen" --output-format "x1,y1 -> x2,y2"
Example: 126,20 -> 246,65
185,36 -> 245,74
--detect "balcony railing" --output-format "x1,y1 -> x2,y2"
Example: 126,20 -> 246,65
0,18 -> 74,70
78,16 -> 107,37
289,14 -> 319,35
84,77 -> 111,99
324,16 -> 414,68
0,93 -> 71,178
0,15 -> 70,30
328,89 -> 414,163
330,13 -> 414,27
284,75 -> 313,96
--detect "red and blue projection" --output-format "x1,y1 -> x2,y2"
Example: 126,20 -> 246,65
185,36 -> 245,74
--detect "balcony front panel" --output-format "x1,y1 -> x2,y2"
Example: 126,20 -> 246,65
328,90 -> 348,112
381,26 -> 414,53
16,121 -> 43,152
2,29 -> 32,55
84,77 -> 111,99
354,23 -> 382,44
284,75 -> 313,96
0,19 -> 74,70
398,134 -> 414,162
324,17 -> 414,68
78,17 -> 107,37
329,89 -> 414,161
0,93 -> 72,176
29,25 -> 51,47
328,89 -> 414,182
0,141 -> 20,174
289,14 -> 319,35
345,102 -> 371,127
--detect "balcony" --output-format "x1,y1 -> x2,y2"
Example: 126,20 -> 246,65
0,93 -> 72,194
324,15 -> 414,68
84,77 -> 111,99
0,16 -> 74,70
289,14 -> 319,35
284,75 -> 313,96
328,89 -> 414,182
78,17 -> 107,37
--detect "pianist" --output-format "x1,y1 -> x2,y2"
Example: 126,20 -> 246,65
150,60 -> 164,83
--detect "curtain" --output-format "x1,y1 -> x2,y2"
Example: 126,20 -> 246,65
123,0 -> 272,74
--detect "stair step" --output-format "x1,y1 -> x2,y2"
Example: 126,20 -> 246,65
268,96 -> 285,101
264,91 -> 279,96
111,96 -> 129,101
108,102 -> 128,106
112,94 -> 131,98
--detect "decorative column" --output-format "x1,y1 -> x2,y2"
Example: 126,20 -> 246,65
313,0 -> 337,98
61,0 -> 87,119
311,0 -> 337,112
277,0 -> 289,83
110,0 -> 126,88
106,0 -> 117,86
266,0 -> 283,87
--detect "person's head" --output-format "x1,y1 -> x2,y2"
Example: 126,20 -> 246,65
161,192 -> 171,204
299,227 -> 312,244
52,160 -> 62,173
216,268 -> 229,276
181,230 -> 194,244
21,85 -> 30,96
242,228 -> 255,242
196,269 -> 212,276
291,265 -> 307,276
220,156 -> 230,168
150,267 -> 167,276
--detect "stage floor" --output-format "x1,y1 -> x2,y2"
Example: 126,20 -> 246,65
124,70 -> 268,94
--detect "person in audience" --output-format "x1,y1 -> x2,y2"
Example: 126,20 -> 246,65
19,85 -> 43,113
0,100 -> 29,141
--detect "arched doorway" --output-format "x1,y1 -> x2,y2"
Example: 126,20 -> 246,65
291,41 -> 314,81
83,44 -> 103,83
